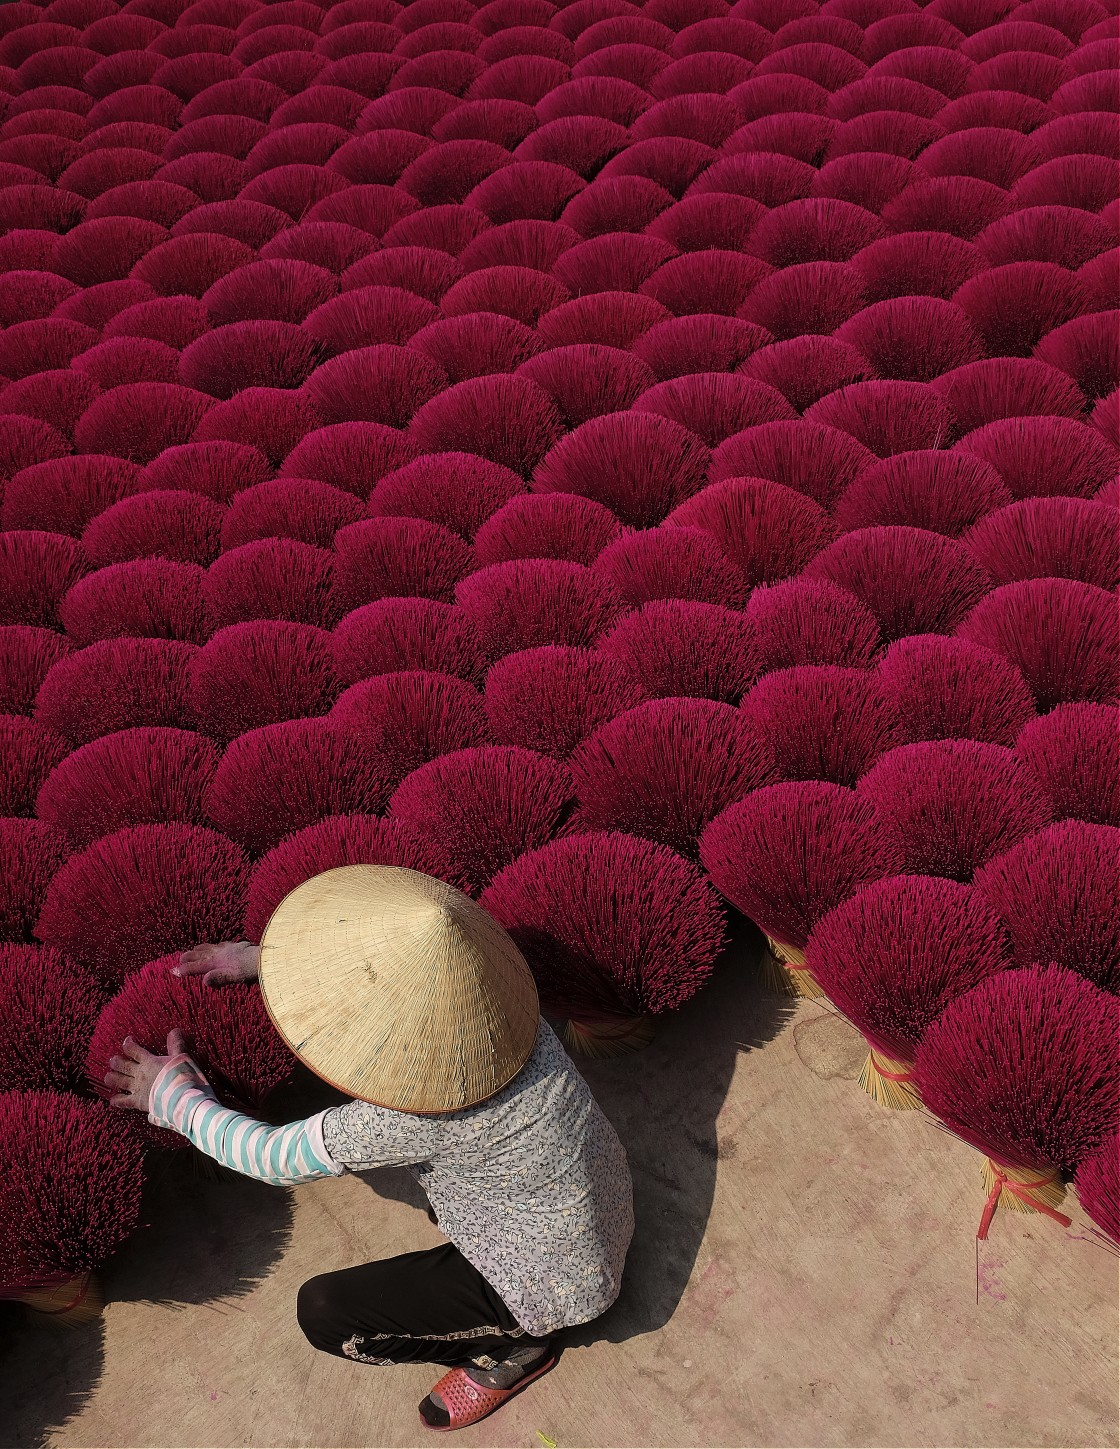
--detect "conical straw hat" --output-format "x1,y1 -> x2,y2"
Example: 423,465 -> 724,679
258,865 -> 540,1114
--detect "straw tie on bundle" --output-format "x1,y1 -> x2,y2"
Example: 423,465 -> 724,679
914,965 -> 1118,1240
562,1015 -> 657,1059
860,1051 -> 921,1114
15,1271 -> 104,1328
976,1159 -> 1071,1240
761,935 -> 822,1001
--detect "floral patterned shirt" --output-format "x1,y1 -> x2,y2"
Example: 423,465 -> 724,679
320,1019 -> 634,1337
149,1019 -> 633,1338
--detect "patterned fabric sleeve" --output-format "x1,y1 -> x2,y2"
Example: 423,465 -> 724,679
320,1095 -> 446,1170
148,1052 -> 345,1186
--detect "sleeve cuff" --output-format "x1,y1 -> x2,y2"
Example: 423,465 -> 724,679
305,1108 -> 347,1177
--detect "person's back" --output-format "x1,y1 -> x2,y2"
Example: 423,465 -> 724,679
323,1018 -> 634,1337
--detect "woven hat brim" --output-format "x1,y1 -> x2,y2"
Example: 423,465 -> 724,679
258,865 -> 540,1115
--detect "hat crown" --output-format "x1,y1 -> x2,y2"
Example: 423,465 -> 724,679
391,897 -> 482,973
258,865 -> 539,1114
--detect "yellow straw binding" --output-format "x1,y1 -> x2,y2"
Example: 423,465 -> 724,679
979,1157 -> 1067,1217
563,1015 -> 655,1057
17,1271 -> 103,1328
763,936 -> 823,999
859,1048 -> 921,1111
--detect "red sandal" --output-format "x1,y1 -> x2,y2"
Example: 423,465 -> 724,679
419,1353 -> 557,1432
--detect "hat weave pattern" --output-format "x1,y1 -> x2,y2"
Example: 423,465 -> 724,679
259,865 -> 539,1115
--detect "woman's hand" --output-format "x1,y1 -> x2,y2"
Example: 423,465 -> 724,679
105,1029 -> 187,1111
175,941 -> 260,987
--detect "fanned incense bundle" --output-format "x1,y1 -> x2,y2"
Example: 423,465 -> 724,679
481,830 -> 726,1053
0,531 -> 89,632
367,452 -> 525,541
807,876 -> 1011,1109
205,538 -> 339,631
745,577 -> 881,672
60,560 -> 210,647
956,579 -> 1119,712
85,953 -> 297,1146
805,526 -> 992,641
36,823 -> 250,985
220,479 -> 364,552
388,745 -> 575,895
973,821 -> 1120,993
739,664 -> 905,787
1,455 -> 140,537
699,781 -> 903,996
454,558 -> 626,661
598,600 -> 761,704
408,375 -> 565,477
834,451 -> 1012,539
876,634 -> 1037,747
205,718 -> 393,855
330,669 -> 489,800
914,966 -> 1119,1235
591,525 -> 751,609
856,739 -> 1053,881
571,698 -> 777,858
36,727 -> 220,847
83,489 -> 224,569
333,517 -> 473,613
484,645 -> 647,759
473,492 -> 622,569
530,409 -> 710,527
964,498 -> 1119,592
189,622 -> 340,742
332,598 -> 484,687
1014,704 -> 1120,827
0,1091 -> 145,1324
666,476 -> 835,590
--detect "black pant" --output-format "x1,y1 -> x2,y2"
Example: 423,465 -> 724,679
296,1243 -> 550,1368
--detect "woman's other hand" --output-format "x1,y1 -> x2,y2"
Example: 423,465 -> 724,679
105,1029 -> 187,1111
175,941 -> 261,986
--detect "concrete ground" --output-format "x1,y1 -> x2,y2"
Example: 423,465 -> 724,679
4,932 -> 1118,1449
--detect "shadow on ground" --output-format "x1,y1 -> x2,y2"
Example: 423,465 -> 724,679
114,1144 -> 297,1308
571,918 -> 795,1345
2,1146 -> 296,1448
1,1302 -> 106,1449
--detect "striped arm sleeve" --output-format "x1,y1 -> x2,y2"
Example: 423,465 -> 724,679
148,1053 -> 345,1186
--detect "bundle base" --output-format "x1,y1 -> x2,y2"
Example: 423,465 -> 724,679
564,1015 -> 655,1057
762,937 -> 823,999
859,1048 -> 921,1111
17,1271 -> 103,1327
977,1157 -> 1071,1239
